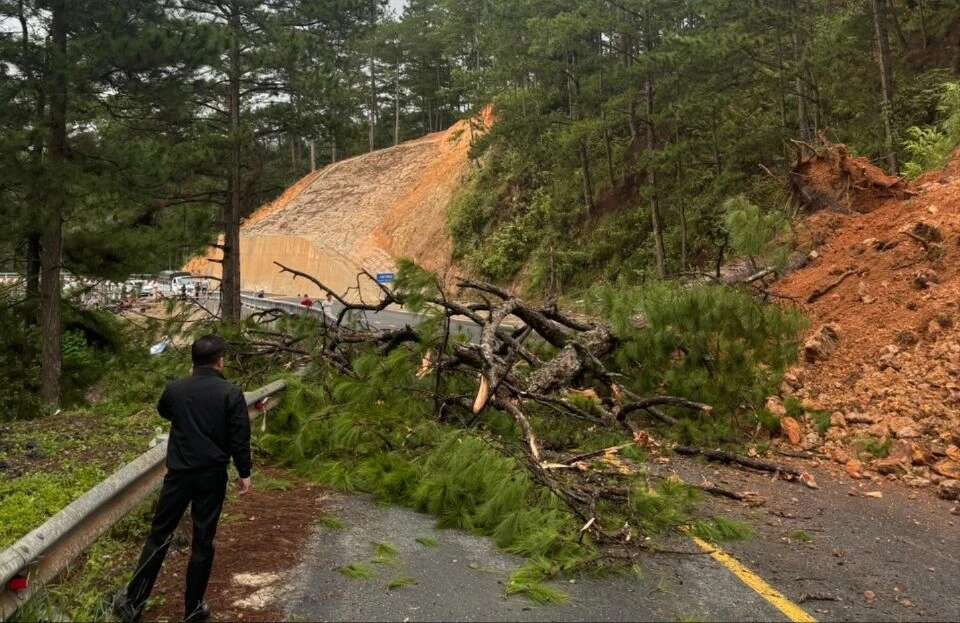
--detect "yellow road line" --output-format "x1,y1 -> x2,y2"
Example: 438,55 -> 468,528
689,535 -> 817,623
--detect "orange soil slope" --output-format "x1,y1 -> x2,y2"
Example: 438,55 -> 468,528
773,155 -> 960,491
186,113 -> 486,300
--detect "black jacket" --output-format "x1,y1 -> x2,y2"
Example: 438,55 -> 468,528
157,366 -> 252,478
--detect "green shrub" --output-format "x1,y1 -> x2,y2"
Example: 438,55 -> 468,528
904,81 -> 960,177
722,195 -> 791,272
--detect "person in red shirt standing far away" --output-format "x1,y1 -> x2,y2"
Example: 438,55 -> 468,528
113,335 -> 253,623
300,295 -> 314,309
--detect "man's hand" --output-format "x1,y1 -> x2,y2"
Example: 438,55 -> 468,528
237,476 -> 252,495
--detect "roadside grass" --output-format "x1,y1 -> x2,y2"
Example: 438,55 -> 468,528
8,495 -> 157,623
415,537 -> 439,548
0,464 -> 107,548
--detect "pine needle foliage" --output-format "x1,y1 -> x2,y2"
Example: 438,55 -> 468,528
689,517 -> 753,543
587,283 -> 805,445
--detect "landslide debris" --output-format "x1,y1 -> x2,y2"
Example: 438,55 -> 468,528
772,144 -> 960,499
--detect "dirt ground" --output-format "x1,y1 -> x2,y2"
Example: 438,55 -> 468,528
143,467 -> 328,622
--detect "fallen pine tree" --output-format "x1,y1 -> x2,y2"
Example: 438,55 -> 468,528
242,260 -> 808,593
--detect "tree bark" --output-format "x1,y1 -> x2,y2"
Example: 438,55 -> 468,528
394,55 -> 401,146
26,233 -> 41,302
40,0 -> 68,406
871,0 -> 898,175
221,2 -> 243,323
645,77 -> 666,279
309,140 -> 316,172
368,49 -> 376,152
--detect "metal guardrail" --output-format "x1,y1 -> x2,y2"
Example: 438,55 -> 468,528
239,293 -> 336,322
0,380 -> 288,620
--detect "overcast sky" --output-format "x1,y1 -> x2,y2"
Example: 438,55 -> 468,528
388,0 -> 408,16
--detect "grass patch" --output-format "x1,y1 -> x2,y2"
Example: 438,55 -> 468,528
415,536 -> 439,548
372,542 -> 398,564
0,464 -> 107,548
854,436 -> 891,459
790,530 -> 813,543
809,410 -> 832,435
689,517 -> 753,543
252,473 -> 293,491
315,515 -> 344,531
387,576 -> 418,590
338,563 -> 375,580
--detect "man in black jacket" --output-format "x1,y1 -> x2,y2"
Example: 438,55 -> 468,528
115,335 -> 252,623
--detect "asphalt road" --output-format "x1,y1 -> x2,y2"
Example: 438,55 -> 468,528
244,293 -> 482,341
277,458 -> 960,623
283,494 -> 787,623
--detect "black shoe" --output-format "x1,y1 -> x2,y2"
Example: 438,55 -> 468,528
111,592 -> 143,623
184,602 -> 213,623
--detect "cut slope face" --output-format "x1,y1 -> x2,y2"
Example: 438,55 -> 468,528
187,115 -> 484,300
774,154 -> 960,491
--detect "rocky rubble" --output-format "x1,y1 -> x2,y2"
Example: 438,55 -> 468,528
773,154 -> 960,501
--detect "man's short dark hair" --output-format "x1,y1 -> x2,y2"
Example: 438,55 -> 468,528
192,334 -> 227,367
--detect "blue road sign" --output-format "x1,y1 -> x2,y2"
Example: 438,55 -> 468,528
376,272 -> 395,284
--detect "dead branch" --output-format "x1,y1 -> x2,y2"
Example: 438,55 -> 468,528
805,269 -> 856,303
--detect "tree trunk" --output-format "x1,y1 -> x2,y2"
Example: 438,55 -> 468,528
579,139 -> 595,213
221,3 -> 243,323
871,0 -> 898,175
331,139 -> 337,163
26,233 -> 41,303
40,0 -> 67,406
792,26 -> 810,141
309,140 -> 316,172
368,35 -> 377,153
645,77 -> 666,279
394,56 -> 401,146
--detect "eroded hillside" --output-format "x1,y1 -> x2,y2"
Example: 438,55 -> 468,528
187,112 -> 489,300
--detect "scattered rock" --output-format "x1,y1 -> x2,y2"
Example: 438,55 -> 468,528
894,330 -> 919,348
932,460 -> 960,480
864,590 -> 877,602
913,269 -> 940,290
912,221 -> 944,244
781,416 -> 803,446
804,324 -> 840,364
937,479 -> 960,501
874,457 -> 907,475
845,459 -> 864,479
765,396 -> 787,418
864,491 -> 884,499
846,412 -> 878,425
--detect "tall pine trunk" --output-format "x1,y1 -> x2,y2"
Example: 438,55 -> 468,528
871,0 -> 898,175
41,0 -> 67,406
394,56 -> 401,146
221,3 -> 242,323
645,76 -> 666,279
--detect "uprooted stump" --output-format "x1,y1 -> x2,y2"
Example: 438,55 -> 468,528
790,136 -> 912,214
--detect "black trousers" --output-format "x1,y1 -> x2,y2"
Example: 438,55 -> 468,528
126,467 -> 228,616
